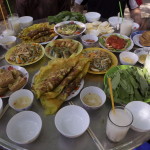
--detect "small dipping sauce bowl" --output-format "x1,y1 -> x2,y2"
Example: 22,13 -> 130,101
9,89 -> 34,112
80,86 -> 106,109
119,51 -> 138,65
81,34 -> 98,47
85,12 -> 101,22
0,36 -> 16,49
19,16 -> 33,29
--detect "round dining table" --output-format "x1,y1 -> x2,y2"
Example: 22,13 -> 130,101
0,17 -> 150,150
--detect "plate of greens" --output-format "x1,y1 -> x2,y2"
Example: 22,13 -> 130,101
104,65 -> 150,104
48,11 -> 86,24
99,33 -> 134,52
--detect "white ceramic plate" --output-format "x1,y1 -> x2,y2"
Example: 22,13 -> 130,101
131,31 -> 150,48
132,34 -> 143,47
125,101 -> 150,132
0,65 -> 29,98
54,21 -> 86,39
66,79 -> 84,101
99,33 -> 134,52
32,71 -> 84,101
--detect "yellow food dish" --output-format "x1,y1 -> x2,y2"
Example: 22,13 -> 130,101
45,39 -> 83,59
5,43 -> 45,66
18,22 -> 57,43
81,47 -> 118,74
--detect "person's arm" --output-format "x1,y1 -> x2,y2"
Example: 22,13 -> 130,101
130,7 -> 142,25
128,0 -> 143,27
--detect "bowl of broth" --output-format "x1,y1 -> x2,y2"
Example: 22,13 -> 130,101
9,89 -> 34,111
80,86 -> 106,109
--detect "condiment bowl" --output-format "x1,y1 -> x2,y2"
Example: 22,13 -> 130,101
0,98 -> 3,114
81,34 -> 98,47
19,16 -> 33,29
80,86 -> 106,109
125,101 -> 150,132
108,16 -> 122,28
55,105 -> 90,138
0,36 -> 16,49
85,12 -> 101,22
119,51 -> 138,65
9,89 -> 34,112
132,22 -> 140,31
6,111 -> 42,144
134,47 -> 150,64
2,29 -> 15,36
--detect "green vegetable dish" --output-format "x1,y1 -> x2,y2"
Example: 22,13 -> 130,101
104,65 -> 150,104
48,11 -> 86,24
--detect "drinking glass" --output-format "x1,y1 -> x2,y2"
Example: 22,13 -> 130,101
120,18 -> 133,36
106,106 -> 133,142
7,13 -> 21,35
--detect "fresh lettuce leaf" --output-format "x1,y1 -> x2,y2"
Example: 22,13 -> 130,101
48,11 -> 86,24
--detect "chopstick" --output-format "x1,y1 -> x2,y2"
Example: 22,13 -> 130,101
0,138 -> 28,150
0,54 -> 5,61
68,101 -> 105,150
0,104 -> 9,120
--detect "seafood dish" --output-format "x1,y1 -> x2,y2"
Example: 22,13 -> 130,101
5,43 -> 45,66
18,23 -> 57,43
32,57 -> 90,114
45,39 -> 83,59
0,65 -> 28,98
81,48 -> 118,74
